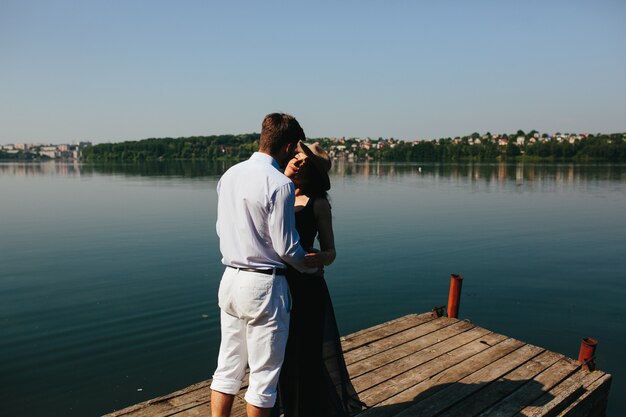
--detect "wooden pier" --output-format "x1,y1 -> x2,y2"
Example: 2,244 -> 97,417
103,312 -> 611,417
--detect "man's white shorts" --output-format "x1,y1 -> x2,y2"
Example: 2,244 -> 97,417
210,267 -> 291,408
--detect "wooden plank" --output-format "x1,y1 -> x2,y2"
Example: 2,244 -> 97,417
357,333 -> 516,416
129,397 -> 210,417
163,393 -> 247,417
393,343 -> 545,417
341,313 -> 435,352
340,313 -> 428,351
107,376 -> 250,417
560,373 -> 612,417
230,394 -> 249,417
106,317 -> 440,416
104,381 -> 210,416
476,357 -> 580,417
348,320 -> 475,379
344,316 -> 457,366
437,350 -> 564,417
351,324 -> 490,393
119,387 -> 214,417
102,313 -> 612,417
514,368 -> 606,417
170,403 -> 211,417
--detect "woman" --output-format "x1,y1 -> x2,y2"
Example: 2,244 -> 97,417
272,141 -> 365,417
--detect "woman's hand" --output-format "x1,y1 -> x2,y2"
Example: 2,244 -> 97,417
304,248 -> 324,268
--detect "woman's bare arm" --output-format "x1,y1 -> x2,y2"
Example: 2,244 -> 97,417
311,197 -> 336,266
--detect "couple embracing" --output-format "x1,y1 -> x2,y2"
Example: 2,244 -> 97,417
210,113 -> 365,417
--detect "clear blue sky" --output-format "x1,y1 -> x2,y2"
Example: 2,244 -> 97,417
1,0 -> 625,144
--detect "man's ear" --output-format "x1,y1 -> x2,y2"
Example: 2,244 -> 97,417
284,142 -> 295,156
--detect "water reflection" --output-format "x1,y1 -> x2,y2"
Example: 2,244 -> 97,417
1,161 -> 624,185
0,161 -> 234,178
333,160 -> 625,183
0,161 -> 85,177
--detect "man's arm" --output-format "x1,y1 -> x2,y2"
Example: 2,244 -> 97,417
269,183 -> 317,273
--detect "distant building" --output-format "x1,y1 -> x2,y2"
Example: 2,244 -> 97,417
39,146 -> 58,159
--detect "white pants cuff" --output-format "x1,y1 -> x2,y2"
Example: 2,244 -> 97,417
245,391 -> 276,409
210,376 -> 242,395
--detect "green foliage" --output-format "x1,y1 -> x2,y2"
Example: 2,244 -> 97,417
78,132 -> 626,163
81,134 -> 260,161
337,133 -> 625,163
0,150 -> 41,160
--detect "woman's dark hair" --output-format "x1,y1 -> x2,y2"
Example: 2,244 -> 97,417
300,164 -> 329,200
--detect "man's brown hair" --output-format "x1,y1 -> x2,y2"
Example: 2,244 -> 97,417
259,113 -> 305,154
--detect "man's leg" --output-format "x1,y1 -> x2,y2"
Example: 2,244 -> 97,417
210,270 -> 248,416
246,402 -> 271,417
244,274 -> 291,411
211,390 -> 235,417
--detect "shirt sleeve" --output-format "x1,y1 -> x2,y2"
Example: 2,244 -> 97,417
215,179 -> 221,238
269,182 -> 317,273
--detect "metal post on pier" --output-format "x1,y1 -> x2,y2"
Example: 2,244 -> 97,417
447,274 -> 463,318
578,337 -> 598,371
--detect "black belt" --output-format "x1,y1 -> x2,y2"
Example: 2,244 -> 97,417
227,266 -> 287,276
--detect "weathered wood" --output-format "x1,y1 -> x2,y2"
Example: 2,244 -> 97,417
340,313 -> 431,352
436,350 -> 564,417
104,381 -> 210,417
514,368 -> 607,417
102,314 -> 611,417
357,333 -> 514,414
351,324 -> 490,393
476,357 -> 580,417
348,319 -> 475,379
394,344 -> 545,417
343,316 -> 452,365
560,373 -> 612,417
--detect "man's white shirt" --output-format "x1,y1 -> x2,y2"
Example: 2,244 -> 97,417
216,152 -> 314,273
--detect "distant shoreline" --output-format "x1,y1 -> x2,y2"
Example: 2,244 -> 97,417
3,131 -> 625,163
2,156 -> 625,165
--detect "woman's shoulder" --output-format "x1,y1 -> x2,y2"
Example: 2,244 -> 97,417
312,196 -> 331,215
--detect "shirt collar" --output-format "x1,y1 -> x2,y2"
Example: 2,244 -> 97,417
251,152 -> 281,171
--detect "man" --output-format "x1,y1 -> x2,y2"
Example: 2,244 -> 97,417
210,113 -> 318,417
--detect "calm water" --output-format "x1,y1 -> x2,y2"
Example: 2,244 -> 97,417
1,161 -> 625,416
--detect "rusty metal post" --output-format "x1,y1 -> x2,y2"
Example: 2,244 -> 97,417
447,274 -> 463,318
578,337 -> 598,371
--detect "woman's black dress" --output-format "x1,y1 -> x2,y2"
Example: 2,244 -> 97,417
272,197 -> 365,417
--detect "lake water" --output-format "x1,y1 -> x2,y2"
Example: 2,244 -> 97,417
1,161 -> 625,416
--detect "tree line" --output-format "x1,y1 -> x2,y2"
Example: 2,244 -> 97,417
345,133 -> 626,163
0,150 -> 39,160
80,134 -> 260,161
14,131 -> 623,163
